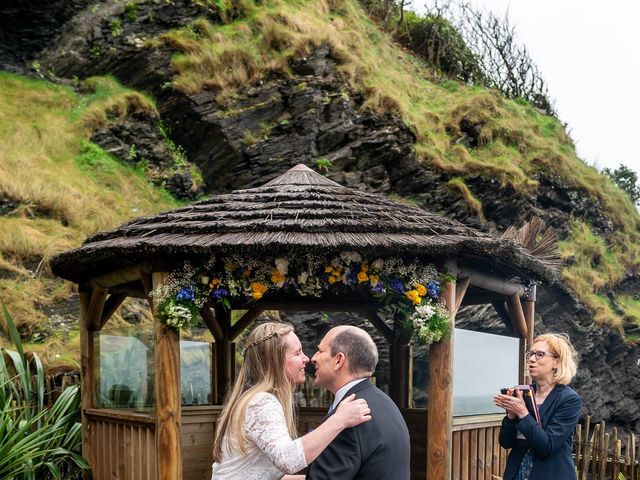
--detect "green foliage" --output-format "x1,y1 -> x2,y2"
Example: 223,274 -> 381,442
110,19 -> 123,37
603,164 -> 640,205
124,2 -> 140,21
0,304 -> 89,479
396,10 -> 484,84
314,157 -> 333,174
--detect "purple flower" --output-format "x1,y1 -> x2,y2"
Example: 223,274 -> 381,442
371,283 -> 385,294
390,279 -> 405,293
176,287 -> 195,302
211,288 -> 229,299
427,281 -> 440,299
284,277 -> 298,290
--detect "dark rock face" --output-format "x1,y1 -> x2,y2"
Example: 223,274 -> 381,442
6,0 -> 638,433
0,0 -> 92,71
90,114 -> 203,199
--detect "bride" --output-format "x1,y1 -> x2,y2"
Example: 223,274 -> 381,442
211,321 -> 371,479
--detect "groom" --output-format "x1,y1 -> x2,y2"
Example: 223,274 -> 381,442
306,325 -> 410,480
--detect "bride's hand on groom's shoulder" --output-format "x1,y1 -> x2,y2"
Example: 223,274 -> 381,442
334,394 -> 372,428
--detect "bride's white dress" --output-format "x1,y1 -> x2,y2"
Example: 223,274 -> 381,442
211,392 -> 307,480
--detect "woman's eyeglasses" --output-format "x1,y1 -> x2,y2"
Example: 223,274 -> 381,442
525,350 -> 558,360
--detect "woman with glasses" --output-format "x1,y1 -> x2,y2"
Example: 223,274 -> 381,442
493,333 -> 582,480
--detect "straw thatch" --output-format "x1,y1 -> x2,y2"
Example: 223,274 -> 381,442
50,164 -> 558,284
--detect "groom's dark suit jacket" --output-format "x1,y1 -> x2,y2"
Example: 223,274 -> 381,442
306,378 -> 410,480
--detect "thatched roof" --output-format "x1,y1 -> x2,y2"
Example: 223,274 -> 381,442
50,164 -> 557,284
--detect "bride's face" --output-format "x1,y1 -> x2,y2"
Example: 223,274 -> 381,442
283,332 -> 309,385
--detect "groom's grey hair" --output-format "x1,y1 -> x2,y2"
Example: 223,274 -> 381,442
330,326 -> 378,375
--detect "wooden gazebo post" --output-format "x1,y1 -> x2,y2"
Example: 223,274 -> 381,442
427,265 -> 459,480
152,272 -> 182,480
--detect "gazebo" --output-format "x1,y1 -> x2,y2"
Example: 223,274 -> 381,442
50,164 -> 557,480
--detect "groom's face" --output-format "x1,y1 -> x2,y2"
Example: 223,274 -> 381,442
311,330 -> 339,392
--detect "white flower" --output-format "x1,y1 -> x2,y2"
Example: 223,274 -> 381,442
340,251 -> 362,263
371,258 -> 384,270
200,275 -> 210,285
298,271 -> 309,284
275,258 -> 289,275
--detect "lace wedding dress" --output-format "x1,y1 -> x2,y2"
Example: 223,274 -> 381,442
211,392 -> 307,480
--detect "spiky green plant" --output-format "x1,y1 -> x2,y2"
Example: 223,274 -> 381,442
0,303 -> 88,479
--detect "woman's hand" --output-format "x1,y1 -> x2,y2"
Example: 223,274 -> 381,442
333,393 -> 371,428
493,389 -> 529,419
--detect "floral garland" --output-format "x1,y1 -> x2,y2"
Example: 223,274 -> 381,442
152,251 -> 451,345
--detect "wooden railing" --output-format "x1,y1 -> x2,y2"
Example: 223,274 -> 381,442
574,417 -> 639,480
85,408 -> 156,480
452,414 -> 506,480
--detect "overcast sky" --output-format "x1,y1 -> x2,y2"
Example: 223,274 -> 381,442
410,0 -> 640,177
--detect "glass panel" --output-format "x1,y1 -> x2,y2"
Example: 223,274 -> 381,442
453,328 -> 519,416
180,323 -> 215,406
93,325 -> 155,412
180,340 -> 212,405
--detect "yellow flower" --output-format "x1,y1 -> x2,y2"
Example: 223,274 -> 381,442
209,278 -> 221,289
328,276 -> 337,284
271,270 -> 286,284
360,263 -> 369,273
325,265 -> 333,273
251,282 -> 269,300
406,290 -> 422,305
332,268 -> 341,276
357,271 -> 369,283
415,284 -> 427,296
369,274 -> 379,286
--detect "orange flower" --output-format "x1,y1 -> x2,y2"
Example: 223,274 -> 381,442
406,290 -> 422,305
360,263 -> 369,273
328,276 -> 337,284
325,266 -> 333,273
369,274 -> 379,286
209,278 -> 221,289
271,270 -> 286,284
415,284 -> 427,296
357,271 -> 369,283
242,268 -> 252,279
251,282 -> 269,300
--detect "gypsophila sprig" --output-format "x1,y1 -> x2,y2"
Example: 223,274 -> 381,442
152,252 -> 451,344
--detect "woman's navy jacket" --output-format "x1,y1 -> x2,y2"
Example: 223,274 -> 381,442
499,384 -> 581,480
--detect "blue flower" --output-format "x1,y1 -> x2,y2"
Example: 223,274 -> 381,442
176,287 -> 195,302
390,279 -> 405,293
427,281 -> 440,299
211,288 -> 229,299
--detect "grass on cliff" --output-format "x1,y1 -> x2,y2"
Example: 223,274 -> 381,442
0,72 -> 180,362
156,0 -> 640,332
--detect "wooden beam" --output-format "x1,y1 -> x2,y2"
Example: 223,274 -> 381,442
454,276 -> 471,314
78,289 -> 94,479
214,306 -> 234,404
152,272 -> 182,480
457,266 -> 526,297
491,301 -> 516,336
363,311 -> 395,344
200,306 -> 224,341
427,280 -> 456,480
100,293 -> 127,329
232,298 -> 379,313
86,286 -> 108,332
389,323 -> 412,408
522,285 -> 536,384
506,293 -> 528,338
90,264 -> 145,289
230,307 -> 264,341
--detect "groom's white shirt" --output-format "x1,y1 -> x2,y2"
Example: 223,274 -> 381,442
328,377 -> 367,414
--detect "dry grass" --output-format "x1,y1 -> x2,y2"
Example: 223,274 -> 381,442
0,72 -> 180,358
447,177 -> 484,219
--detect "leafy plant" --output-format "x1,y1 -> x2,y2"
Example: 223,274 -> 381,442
603,164 -> 640,205
314,157 -> 333,174
0,303 -> 89,479
110,19 -> 123,37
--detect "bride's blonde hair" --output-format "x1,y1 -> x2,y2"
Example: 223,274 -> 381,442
212,321 -> 297,462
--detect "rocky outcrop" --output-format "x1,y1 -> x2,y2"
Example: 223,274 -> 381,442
2,0 -> 638,434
